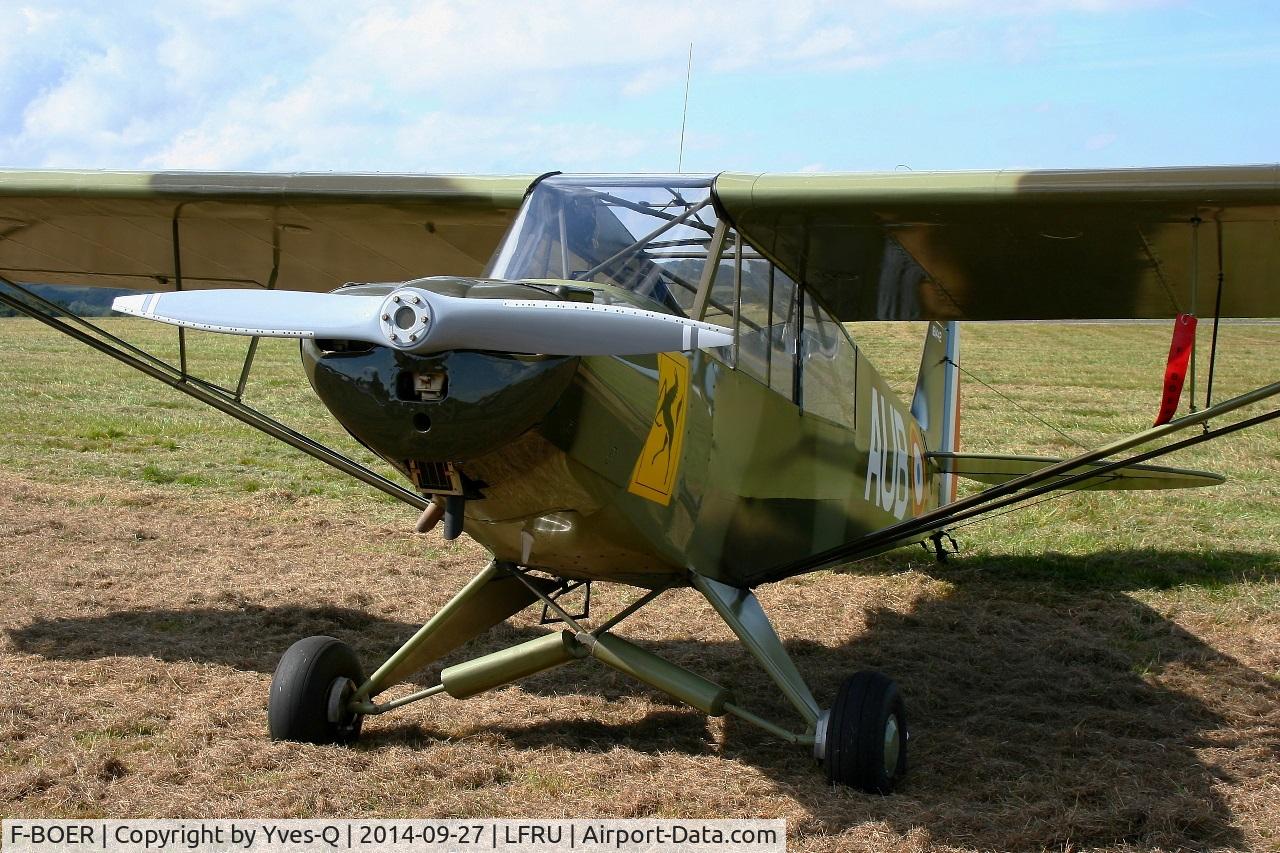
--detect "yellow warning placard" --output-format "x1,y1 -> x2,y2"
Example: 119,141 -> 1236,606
628,352 -> 689,505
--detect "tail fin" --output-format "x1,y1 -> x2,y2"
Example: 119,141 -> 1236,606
911,321 -> 961,504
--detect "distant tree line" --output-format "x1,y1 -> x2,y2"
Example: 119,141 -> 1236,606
0,284 -> 134,318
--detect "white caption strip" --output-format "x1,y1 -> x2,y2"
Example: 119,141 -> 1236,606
3,819 -> 786,853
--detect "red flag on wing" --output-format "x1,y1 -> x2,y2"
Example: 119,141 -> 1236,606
1154,313 -> 1198,426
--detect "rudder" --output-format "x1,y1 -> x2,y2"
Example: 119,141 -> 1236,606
911,321 -> 961,504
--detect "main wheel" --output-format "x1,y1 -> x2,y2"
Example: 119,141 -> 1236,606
268,635 -> 365,744
822,671 -> 907,794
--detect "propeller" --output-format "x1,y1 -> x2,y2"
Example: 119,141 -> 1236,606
112,286 -> 733,356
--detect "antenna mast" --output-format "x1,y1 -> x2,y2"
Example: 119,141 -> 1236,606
677,43 -> 693,172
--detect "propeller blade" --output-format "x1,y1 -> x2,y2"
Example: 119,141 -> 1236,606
111,290 -> 385,342
112,286 -> 733,356
410,292 -> 734,355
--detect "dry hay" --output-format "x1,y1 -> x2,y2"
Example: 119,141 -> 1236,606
1,472 -> 1277,852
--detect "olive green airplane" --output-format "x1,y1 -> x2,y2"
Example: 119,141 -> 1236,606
1,166 -> 1277,794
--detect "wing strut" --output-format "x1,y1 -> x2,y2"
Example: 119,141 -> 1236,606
172,213 -> 189,378
0,277 -> 430,511
1204,218 -> 1227,422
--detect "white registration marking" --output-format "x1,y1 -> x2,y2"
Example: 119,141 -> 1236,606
865,386 -> 912,520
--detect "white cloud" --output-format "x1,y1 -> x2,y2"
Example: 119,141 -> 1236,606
1085,131 -> 1118,150
0,0 -> 1185,172
622,68 -> 681,98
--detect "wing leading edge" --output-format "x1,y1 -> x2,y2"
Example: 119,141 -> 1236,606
714,165 -> 1280,322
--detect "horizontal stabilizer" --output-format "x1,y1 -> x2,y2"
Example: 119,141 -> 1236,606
928,452 -> 1225,491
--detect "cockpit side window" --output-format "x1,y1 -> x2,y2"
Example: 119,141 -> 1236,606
701,231 -> 737,328
734,245 -> 798,401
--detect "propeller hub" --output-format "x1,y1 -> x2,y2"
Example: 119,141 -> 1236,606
379,288 -> 431,347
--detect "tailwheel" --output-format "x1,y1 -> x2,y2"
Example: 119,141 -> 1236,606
822,671 -> 907,794
268,636 -> 365,745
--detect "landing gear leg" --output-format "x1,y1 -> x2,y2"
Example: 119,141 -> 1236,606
692,572 -> 909,794
267,560 -> 560,743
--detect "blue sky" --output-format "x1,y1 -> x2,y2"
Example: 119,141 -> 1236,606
1,1 -> 1277,174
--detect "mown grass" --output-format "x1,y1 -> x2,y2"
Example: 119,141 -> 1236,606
0,318 -> 406,515
0,316 -> 1277,851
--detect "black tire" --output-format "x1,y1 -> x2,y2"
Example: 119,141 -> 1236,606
823,671 -> 907,794
268,635 -> 365,745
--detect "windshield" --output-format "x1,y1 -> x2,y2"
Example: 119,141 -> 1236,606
487,175 -> 720,316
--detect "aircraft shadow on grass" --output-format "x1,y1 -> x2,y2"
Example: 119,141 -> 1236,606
10,548 -> 1277,849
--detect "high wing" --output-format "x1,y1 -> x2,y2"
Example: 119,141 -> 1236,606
0,170 -> 537,292
714,165 -> 1280,321
8,165 -> 1275,314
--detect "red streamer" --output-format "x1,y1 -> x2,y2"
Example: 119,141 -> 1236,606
1154,313 -> 1198,426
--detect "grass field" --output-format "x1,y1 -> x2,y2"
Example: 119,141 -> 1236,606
1,317 -> 1277,852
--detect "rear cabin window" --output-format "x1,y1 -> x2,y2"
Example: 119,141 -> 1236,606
718,238 -> 854,425
799,291 -> 858,428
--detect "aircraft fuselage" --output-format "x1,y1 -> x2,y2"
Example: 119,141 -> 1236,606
302,279 -> 944,589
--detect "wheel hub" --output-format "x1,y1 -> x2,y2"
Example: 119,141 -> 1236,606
327,676 -> 358,726
883,714 -> 901,777
813,708 -> 830,761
